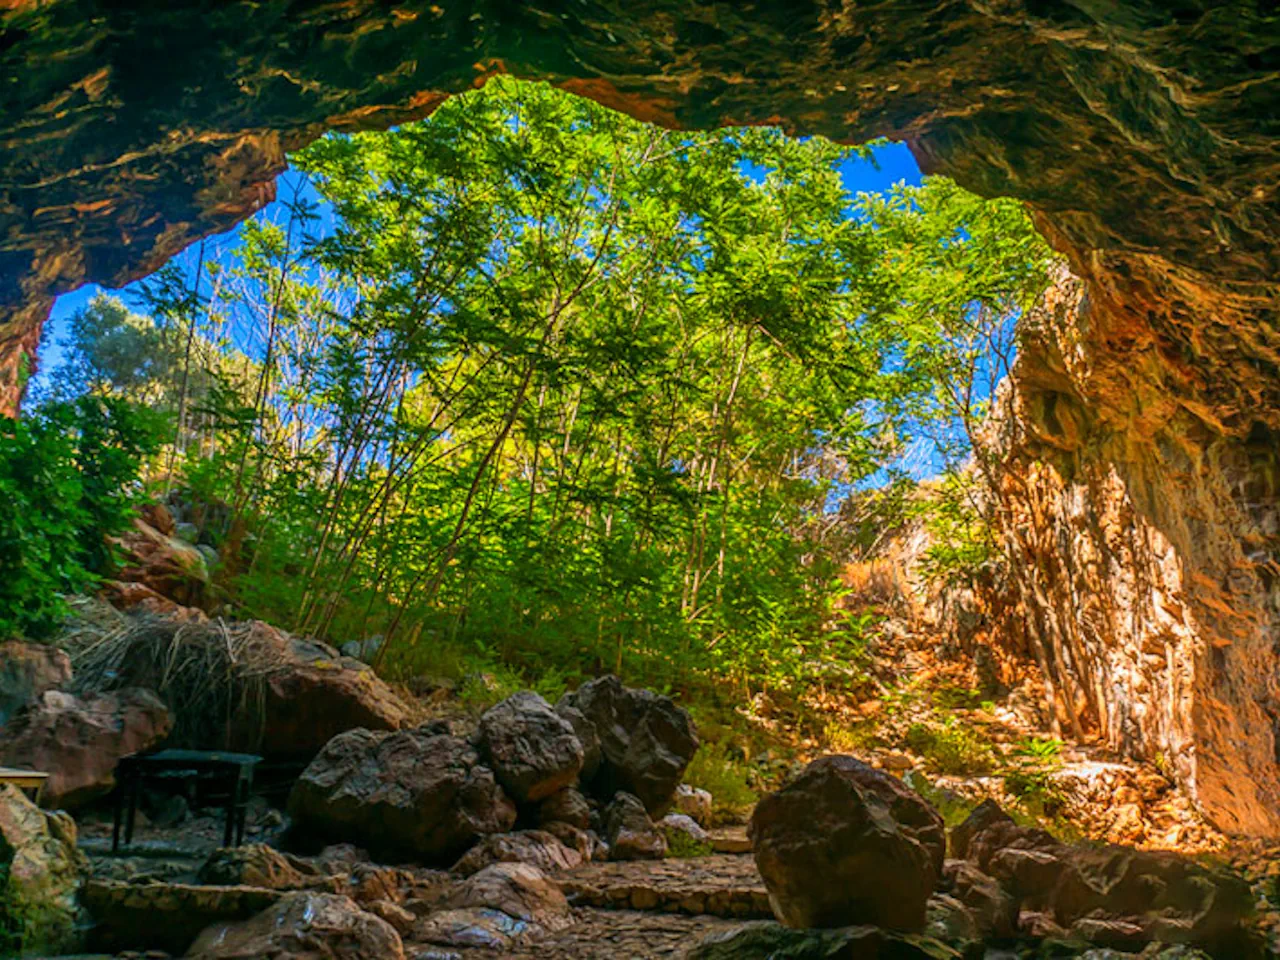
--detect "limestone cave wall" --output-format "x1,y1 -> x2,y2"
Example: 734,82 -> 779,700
0,1 -> 1277,832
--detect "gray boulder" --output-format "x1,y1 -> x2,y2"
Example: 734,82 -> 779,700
558,675 -> 698,815
288,728 -> 516,864
478,692 -> 584,804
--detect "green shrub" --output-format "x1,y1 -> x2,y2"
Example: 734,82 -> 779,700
904,718 -> 996,775
683,742 -> 758,821
1003,767 -> 1066,817
663,826 -> 713,859
0,863 -> 74,956
0,396 -> 163,640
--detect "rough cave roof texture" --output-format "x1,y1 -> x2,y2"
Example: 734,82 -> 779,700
1,1 -> 1278,834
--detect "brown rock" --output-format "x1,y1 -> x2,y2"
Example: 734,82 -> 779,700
197,843 -> 334,891
253,633 -> 410,760
0,783 -> 86,953
443,861 -> 573,932
0,687 -> 171,810
288,727 -> 517,864
537,786 -> 592,830
85,880 -> 283,955
749,754 -> 945,931
111,518 -> 210,607
0,639 -> 72,726
477,691 -> 584,804
186,891 -> 405,960
604,791 -> 668,861
451,829 -> 583,876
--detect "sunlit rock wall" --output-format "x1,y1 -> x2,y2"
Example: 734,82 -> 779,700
994,267 -> 1280,835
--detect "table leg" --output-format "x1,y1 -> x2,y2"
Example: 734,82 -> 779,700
235,775 -> 248,845
125,775 -> 140,846
111,777 -> 124,853
223,773 -> 236,848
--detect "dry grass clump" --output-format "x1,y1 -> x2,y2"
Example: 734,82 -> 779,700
60,597 -> 290,752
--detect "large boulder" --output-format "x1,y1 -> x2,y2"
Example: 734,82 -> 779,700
749,755 -> 946,932
604,791 -> 668,861
0,640 -> 72,727
249,632 -> 410,761
0,688 -> 171,810
187,891 -> 404,960
288,727 -> 516,864
477,692 -> 584,804
0,783 -> 87,954
558,675 -> 698,815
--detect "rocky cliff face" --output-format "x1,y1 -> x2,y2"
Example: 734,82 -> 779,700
989,268 -> 1280,836
0,2 -> 1277,832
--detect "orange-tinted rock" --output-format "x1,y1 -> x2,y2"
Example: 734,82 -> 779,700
187,891 -> 405,960
0,639 -> 72,726
0,688 -> 171,810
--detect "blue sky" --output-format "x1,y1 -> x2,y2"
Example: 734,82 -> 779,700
40,140 -> 924,378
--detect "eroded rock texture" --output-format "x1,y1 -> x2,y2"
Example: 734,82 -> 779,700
1,2 -> 1278,833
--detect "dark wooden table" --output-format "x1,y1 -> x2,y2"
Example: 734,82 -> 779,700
112,749 -> 261,852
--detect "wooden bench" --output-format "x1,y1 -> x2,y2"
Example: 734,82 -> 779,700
112,749 -> 261,852
0,767 -> 49,804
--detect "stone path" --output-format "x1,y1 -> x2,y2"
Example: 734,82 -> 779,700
554,854 -> 770,918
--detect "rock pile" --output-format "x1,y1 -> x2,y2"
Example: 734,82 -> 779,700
747,755 -> 1259,956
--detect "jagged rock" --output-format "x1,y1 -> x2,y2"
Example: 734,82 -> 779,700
111,517 -> 210,607
477,692 -> 584,804
365,898 -> 415,935
99,580 -> 210,621
84,879 -> 282,954
450,830 -> 583,877
674,783 -> 714,827
924,893 -> 980,942
0,639 -> 71,726
558,675 -> 698,815
554,701 -> 602,783
950,802 -> 1256,952
685,920 -> 961,959
198,843 -> 336,891
939,859 -> 1018,939
0,783 -> 86,953
604,791 -> 668,861
414,907 -> 538,950
539,820 -> 599,861
442,862 -> 572,932
187,891 -> 405,960
0,687 -> 171,809
537,785 -> 593,830
288,727 -> 516,864
253,631 -> 410,760
749,755 -> 945,931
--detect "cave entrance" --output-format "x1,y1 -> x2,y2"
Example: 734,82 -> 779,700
27,79 -> 1059,697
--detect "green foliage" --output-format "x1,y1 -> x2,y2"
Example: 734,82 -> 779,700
904,717 -> 996,775
48,78 -> 1056,709
0,396 -> 163,640
902,771 -> 979,830
663,826 -> 714,859
0,863 -> 73,957
1005,735 -> 1066,816
683,742 -> 759,821
1014,736 -> 1064,763
1003,767 -> 1066,817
